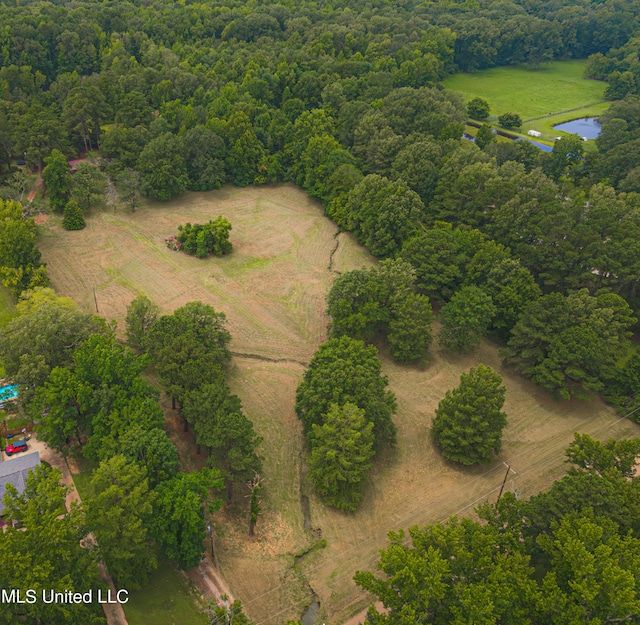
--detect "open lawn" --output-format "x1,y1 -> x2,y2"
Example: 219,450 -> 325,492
38,185 -> 640,625
124,556 -> 209,625
444,59 -> 607,122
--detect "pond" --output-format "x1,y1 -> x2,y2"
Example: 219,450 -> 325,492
553,117 -> 601,139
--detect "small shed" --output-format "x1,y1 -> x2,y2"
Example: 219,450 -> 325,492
527,130 -> 542,138
0,452 -> 40,516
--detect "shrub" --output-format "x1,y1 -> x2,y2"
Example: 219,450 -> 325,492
175,217 -> 232,258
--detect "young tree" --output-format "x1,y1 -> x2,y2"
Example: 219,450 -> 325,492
295,336 -> 397,446
42,149 -> 71,212
71,161 -> 105,211
151,469 -> 223,568
247,473 -> 264,536
466,97 -> 491,120
84,455 -> 157,589
125,294 -> 160,351
438,286 -> 496,352
432,364 -> 507,465
308,403 -> 375,511
62,199 -> 86,230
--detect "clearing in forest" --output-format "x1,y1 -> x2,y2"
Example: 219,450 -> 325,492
444,59 -> 607,121
38,184 -> 640,625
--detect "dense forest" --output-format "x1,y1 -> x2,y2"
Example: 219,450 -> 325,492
3,0 -> 640,622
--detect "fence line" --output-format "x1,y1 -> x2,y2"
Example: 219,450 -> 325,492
523,100 -> 607,123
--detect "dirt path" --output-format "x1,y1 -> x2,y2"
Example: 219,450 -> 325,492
340,602 -> 386,625
31,436 -> 129,625
27,175 -> 42,203
184,556 -> 234,609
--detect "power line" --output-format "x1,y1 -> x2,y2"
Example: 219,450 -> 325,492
222,402 -> 640,624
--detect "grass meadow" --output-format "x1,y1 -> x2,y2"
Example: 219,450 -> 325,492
444,59 -> 607,120
38,185 -> 640,624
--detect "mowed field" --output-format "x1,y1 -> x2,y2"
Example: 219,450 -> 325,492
38,185 -> 640,625
444,59 -> 607,120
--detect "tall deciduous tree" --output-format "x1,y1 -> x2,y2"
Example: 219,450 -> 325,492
432,364 -> 507,465
125,294 -> 159,351
115,169 -> 141,212
42,149 -> 72,213
308,403 -> 375,511
151,469 -> 223,569
137,133 -> 188,201
0,465 -> 105,625
182,381 -> 262,503
84,455 -> 157,589
0,287 -> 105,405
71,162 -> 105,211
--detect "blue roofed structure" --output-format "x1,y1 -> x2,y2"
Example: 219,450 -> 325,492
0,452 -> 41,515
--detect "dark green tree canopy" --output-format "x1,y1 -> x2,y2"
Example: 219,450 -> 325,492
308,402 -> 375,511
176,217 -> 233,258
62,199 -> 86,230
502,289 -> 636,400
327,259 -> 434,364
295,336 -> 396,447
432,364 -> 507,465
42,148 -> 71,213
466,97 -> 490,120
438,285 -> 496,352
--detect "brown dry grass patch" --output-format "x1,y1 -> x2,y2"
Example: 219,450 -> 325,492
38,185 -> 640,625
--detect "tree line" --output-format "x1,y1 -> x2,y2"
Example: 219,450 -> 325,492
0,286 -> 261,623
355,433 -> 640,624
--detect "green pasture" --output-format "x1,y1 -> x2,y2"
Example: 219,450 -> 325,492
444,60 -> 608,121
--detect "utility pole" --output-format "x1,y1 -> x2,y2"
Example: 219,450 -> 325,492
497,462 -> 516,502
93,286 -> 99,313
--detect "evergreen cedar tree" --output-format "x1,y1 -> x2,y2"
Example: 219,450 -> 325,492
308,402 -> 375,511
62,200 -> 85,230
431,364 -> 507,465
